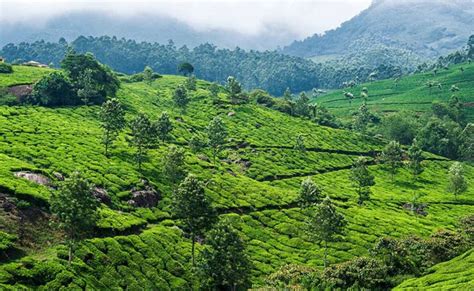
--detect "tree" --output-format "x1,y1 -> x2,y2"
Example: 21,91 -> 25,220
307,196 -> 346,268
50,172 -> 98,265
172,174 -> 217,266
156,112 -> 173,142
350,157 -> 375,205
353,101 -> 372,133
99,98 -> 126,157
448,95 -> 464,124
407,139 -> 424,182
128,113 -> 158,171
283,87 -> 292,101
173,84 -> 189,111
163,145 -> 186,182
178,62 -> 194,76
448,162 -> 467,199
198,219 -> 252,290
184,75 -> 197,91
143,66 -> 153,84
209,82 -> 219,99
295,92 -> 310,117
382,141 -> 403,182
207,116 -> 227,163
76,68 -> 101,105
297,177 -> 322,208
226,76 -> 242,99
30,72 -> 74,106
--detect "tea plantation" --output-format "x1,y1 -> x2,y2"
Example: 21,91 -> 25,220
316,62 -> 474,121
0,65 -> 472,289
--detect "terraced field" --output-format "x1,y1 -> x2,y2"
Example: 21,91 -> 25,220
0,66 -> 472,289
315,62 -> 474,121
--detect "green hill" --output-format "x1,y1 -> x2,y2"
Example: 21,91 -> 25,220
395,249 -> 474,290
315,62 -> 474,122
0,65 -> 472,289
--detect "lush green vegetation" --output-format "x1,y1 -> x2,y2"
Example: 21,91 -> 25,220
0,64 -> 472,289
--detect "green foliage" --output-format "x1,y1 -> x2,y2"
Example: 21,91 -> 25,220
162,145 -> 186,183
207,116 -> 227,163
306,196 -> 346,268
50,172 -> 99,264
382,112 -> 420,145
382,141 -> 403,182
448,162 -> 468,198
0,63 -> 13,74
177,62 -> 194,76
407,139 -> 424,181
172,174 -> 217,266
226,76 -> 242,98
184,75 -> 196,91
142,66 -> 153,84
350,157 -> 375,205
156,112 -> 173,142
30,72 -> 74,106
297,177 -> 322,208
99,98 -> 126,157
172,84 -> 189,110
294,92 -> 310,117
265,264 -> 316,288
198,219 -> 252,290
128,113 -> 158,170
0,231 -> 16,254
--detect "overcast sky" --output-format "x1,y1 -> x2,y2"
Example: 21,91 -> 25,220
0,0 -> 372,38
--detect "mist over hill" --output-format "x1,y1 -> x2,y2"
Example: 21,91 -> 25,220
283,0 -> 474,59
0,11 -> 298,51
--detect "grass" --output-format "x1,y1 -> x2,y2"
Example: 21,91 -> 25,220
0,65 -> 53,87
0,66 -> 472,289
315,62 -> 474,121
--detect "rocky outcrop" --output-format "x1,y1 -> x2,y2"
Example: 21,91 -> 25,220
14,171 -> 51,187
92,187 -> 111,205
127,181 -> 160,208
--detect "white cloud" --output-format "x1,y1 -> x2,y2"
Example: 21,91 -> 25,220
0,0 -> 372,37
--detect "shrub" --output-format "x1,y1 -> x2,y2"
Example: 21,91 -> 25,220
0,62 -> 13,73
29,72 -> 75,106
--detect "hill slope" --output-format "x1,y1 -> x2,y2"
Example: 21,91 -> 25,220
395,249 -> 474,290
315,62 -> 474,122
283,0 -> 474,59
0,66 -> 473,289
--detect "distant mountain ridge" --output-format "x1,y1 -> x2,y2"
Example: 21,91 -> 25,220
283,0 -> 474,59
0,11 -> 298,51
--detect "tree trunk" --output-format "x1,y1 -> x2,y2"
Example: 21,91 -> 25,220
324,241 -> 328,268
191,234 -> 196,267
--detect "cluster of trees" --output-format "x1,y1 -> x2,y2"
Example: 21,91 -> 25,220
266,214 -> 474,289
0,62 -> 13,73
1,36 -> 422,95
28,50 -> 119,106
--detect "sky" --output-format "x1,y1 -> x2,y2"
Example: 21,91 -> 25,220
0,0 -> 372,38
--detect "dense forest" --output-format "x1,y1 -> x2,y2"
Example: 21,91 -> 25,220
1,36 -> 418,95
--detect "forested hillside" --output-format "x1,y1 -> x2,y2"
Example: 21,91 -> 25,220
0,53 -> 472,289
284,0 -> 473,59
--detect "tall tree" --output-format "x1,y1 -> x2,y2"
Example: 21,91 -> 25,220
283,87 -> 292,101
350,157 -> 375,205
295,92 -> 310,117
297,177 -> 322,208
173,84 -> 189,111
198,219 -> 252,290
382,140 -> 404,182
177,62 -> 194,76
353,101 -> 372,133
407,139 -> 424,182
163,145 -> 186,182
156,112 -> 173,142
185,75 -> 197,91
99,98 -> 126,157
307,196 -> 346,268
50,172 -> 98,265
207,116 -> 227,163
128,113 -> 157,171
226,76 -> 242,98
448,162 -> 468,199
172,174 -> 217,266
